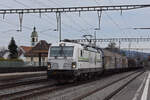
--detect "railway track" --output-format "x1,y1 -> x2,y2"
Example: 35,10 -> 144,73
0,83 -> 56,100
0,71 -> 46,81
1,79 -> 88,100
41,70 -> 144,100
0,76 -> 47,90
73,71 -> 144,100
41,70 -> 143,100
0,75 -> 57,100
0,70 -> 143,100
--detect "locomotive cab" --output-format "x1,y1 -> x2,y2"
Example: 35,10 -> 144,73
47,42 -> 79,80
47,42 -> 78,70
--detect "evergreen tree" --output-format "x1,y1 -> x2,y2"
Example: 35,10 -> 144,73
8,37 -> 18,59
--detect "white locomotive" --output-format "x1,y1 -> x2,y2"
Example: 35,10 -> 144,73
47,40 -> 143,82
47,41 -> 104,81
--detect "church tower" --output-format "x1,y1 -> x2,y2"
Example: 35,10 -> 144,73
31,27 -> 38,47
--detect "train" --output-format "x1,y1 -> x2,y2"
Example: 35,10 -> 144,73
47,40 -> 142,82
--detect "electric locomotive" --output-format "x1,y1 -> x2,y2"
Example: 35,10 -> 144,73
47,41 -> 104,81
47,40 -> 142,82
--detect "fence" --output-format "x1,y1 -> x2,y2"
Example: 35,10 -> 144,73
0,61 -> 47,73
0,61 -> 48,67
26,62 -> 48,67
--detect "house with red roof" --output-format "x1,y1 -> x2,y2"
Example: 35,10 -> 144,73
25,40 -> 51,66
18,27 -> 51,66
18,46 -> 32,61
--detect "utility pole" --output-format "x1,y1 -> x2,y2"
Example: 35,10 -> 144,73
94,31 -> 97,46
118,41 -> 121,49
128,42 -> 131,57
56,12 -> 61,42
58,13 -> 61,42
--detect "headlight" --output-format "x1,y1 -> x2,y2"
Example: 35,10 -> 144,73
47,63 -> 51,70
72,64 -> 76,68
72,62 -> 76,68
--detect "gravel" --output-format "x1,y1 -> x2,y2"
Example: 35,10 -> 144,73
28,71 -> 136,100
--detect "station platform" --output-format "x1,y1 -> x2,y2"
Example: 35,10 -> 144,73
0,71 -> 46,80
111,68 -> 150,100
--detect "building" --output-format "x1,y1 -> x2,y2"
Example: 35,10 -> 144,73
19,27 -> 51,66
18,27 -> 51,66
31,27 -> 38,47
25,40 -> 51,66
18,46 -> 32,61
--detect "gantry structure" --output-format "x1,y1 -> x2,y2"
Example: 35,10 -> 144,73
0,4 -> 150,14
73,38 -> 150,42
0,4 -> 150,41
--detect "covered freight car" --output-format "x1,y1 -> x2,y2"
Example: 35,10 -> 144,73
103,49 -> 128,73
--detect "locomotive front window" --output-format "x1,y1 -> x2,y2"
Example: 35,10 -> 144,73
50,46 -> 74,57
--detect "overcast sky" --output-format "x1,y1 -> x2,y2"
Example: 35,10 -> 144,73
0,0 -> 150,52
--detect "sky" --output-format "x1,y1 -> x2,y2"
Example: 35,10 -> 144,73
0,0 -> 150,52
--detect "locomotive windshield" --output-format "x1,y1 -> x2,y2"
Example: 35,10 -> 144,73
50,46 -> 74,57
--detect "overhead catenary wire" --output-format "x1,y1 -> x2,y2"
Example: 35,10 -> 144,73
13,0 -> 29,8
0,1 -> 95,45
13,0 -> 71,40
13,0 -> 56,26
31,0 -> 89,40
93,0 -> 122,32
0,1 -> 59,42
93,0 -> 137,40
45,0 -> 93,35
30,0 -> 89,36
105,12 -> 122,31
12,0 -> 81,40
13,0 -> 77,39
93,0 -> 125,46
0,1 -> 149,42
0,18 -> 31,30
0,2 -> 33,31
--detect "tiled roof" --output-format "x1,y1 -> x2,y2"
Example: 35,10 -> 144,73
32,40 -> 50,50
20,46 -> 32,53
25,40 -> 51,57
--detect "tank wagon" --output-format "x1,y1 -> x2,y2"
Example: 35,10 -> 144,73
47,41 -> 141,82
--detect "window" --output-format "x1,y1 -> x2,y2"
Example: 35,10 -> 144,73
32,38 -> 35,42
50,46 -> 74,57
80,50 -> 83,57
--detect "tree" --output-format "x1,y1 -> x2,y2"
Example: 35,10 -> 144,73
8,37 -> 18,59
107,42 -> 116,49
105,42 -> 126,55
105,42 -> 118,51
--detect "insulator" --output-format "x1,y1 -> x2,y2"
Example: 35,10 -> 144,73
96,11 -> 102,30
19,13 -> 23,31
79,11 -> 81,17
3,12 -> 6,19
